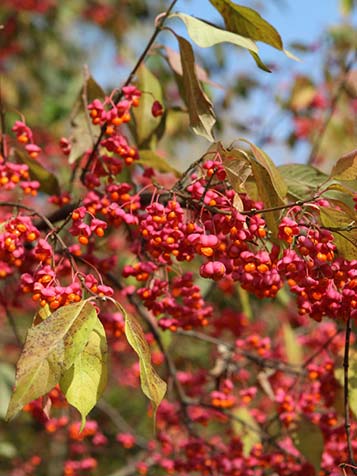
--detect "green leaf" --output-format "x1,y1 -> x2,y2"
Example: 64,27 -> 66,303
282,323 -> 303,366
168,13 -> 258,52
15,149 -> 60,196
60,317 -> 107,429
175,34 -> 216,141
118,303 -> 166,418
209,0 -> 283,49
278,164 -> 328,200
6,301 -> 98,420
293,418 -> 324,473
0,363 -> 15,419
320,206 -> 357,260
138,150 -> 181,177
330,149 -> 357,181
133,64 -> 164,147
232,407 -> 260,456
240,140 -> 287,237
68,75 -> 105,164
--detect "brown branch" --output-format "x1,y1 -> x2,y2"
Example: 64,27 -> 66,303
80,0 -> 178,182
177,329 -> 304,375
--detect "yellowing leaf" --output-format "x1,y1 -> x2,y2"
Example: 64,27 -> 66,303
176,34 -> 216,141
330,149 -> 357,181
6,301 -> 98,420
320,206 -> 357,260
138,150 -> 181,177
282,323 -> 303,366
232,407 -> 260,456
119,303 -> 166,417
60,317 -> 107,428
168,13 -> 258,52
133,64 -> 164,147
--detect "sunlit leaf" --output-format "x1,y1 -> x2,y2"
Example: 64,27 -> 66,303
320,206 -> 357,260
293,418 -> 324,473
138,150 -> 181,177
68,75 -> 105,164
118,303 -> 166,418
330,149 -> 357,181
6,301 -> 97,420
60,317 -> 107,429
168,13 -> 258,52
175,34 -> 216,141
133,64 -> 164,147
210,0 -> 283,49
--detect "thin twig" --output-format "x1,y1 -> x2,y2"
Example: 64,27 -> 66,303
81,0 -> 178,182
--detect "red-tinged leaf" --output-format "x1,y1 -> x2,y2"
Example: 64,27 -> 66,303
330,149 -> 357,180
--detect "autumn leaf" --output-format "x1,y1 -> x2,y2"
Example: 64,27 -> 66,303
6,301 -> 98,420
